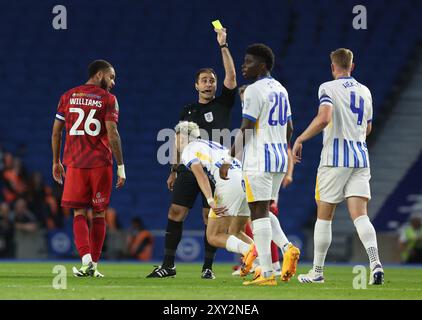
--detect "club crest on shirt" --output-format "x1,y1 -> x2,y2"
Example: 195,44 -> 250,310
204,111 -> 214,123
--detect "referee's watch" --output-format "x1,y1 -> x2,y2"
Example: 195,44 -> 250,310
220,43 -> 229,48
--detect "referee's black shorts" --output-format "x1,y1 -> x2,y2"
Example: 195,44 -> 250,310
171,164 -> 215,209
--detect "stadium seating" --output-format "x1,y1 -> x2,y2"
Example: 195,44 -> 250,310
373,151 -> 422,232
0,0 -> 421,242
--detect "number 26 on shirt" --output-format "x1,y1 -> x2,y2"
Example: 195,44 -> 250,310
69,107 -> 101,136
268,91 -> 289,126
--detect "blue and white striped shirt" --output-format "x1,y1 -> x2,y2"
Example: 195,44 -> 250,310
318,77 -> 373,168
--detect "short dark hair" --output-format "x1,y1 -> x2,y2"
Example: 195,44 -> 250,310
88,59 -> 113,78
246,43 -> 275,71
195,68 -> 217,83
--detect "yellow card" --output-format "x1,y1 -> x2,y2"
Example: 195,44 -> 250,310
212,20 -> 223,30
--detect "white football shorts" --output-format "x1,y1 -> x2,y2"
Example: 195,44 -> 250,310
242,171 -> 285,203
315,166 -> 371,204
209,169 -> 250,219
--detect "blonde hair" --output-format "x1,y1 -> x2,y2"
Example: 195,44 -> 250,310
174,121 -> 200,140
330,48 -> 354,70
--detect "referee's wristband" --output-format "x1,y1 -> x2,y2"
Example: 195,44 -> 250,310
207,197 -> 214,205
117,165 -> 126,179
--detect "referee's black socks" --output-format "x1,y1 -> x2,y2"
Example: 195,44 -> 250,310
163,220 -> 217,271
202,225 -> 217,271
162,219 -> 183,268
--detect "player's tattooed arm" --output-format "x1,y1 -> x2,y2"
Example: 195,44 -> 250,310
106,121 -> 124,165
51,119 -> 66,184
106,121 -> 126,188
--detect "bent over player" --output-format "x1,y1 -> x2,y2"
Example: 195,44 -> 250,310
175,121 -> 254,258
51,59 -> 126,277
220,44 -> 300,286
292,48 -> 384,284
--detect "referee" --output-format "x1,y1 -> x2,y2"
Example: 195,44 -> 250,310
147,27 -> 237,279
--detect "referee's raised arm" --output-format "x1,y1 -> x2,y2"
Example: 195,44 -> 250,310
215,27 -> 237,90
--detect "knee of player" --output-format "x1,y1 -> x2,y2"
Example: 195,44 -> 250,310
206,229 -> 218,246
207,234 -> 219,247
228,225 -> 241,236
168,204 -> 188,221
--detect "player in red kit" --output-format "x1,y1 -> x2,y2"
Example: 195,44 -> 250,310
51,60 -> 126,277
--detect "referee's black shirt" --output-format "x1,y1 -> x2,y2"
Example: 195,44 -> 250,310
179,85 -> 237,142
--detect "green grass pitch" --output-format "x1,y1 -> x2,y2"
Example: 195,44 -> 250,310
0,262 -> 421,300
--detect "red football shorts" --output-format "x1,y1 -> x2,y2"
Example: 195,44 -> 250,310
62,166 -> 113,212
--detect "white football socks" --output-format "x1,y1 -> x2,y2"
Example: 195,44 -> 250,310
225,235 -> 251,256
313,219 -> 332,275
252,217 -> 273,277
82,253 -> 92,266
354,215 -> 381,268
269,212 -> 290,254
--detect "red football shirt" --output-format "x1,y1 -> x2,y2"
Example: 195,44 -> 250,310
55,84 -> 119,168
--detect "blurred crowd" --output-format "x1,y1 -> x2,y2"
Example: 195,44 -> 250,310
0,145 -> 66,257
0,144 -> 152,260
399,213 -> 422,263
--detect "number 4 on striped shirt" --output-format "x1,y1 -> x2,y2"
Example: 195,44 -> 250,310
350,91 -> 364,125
